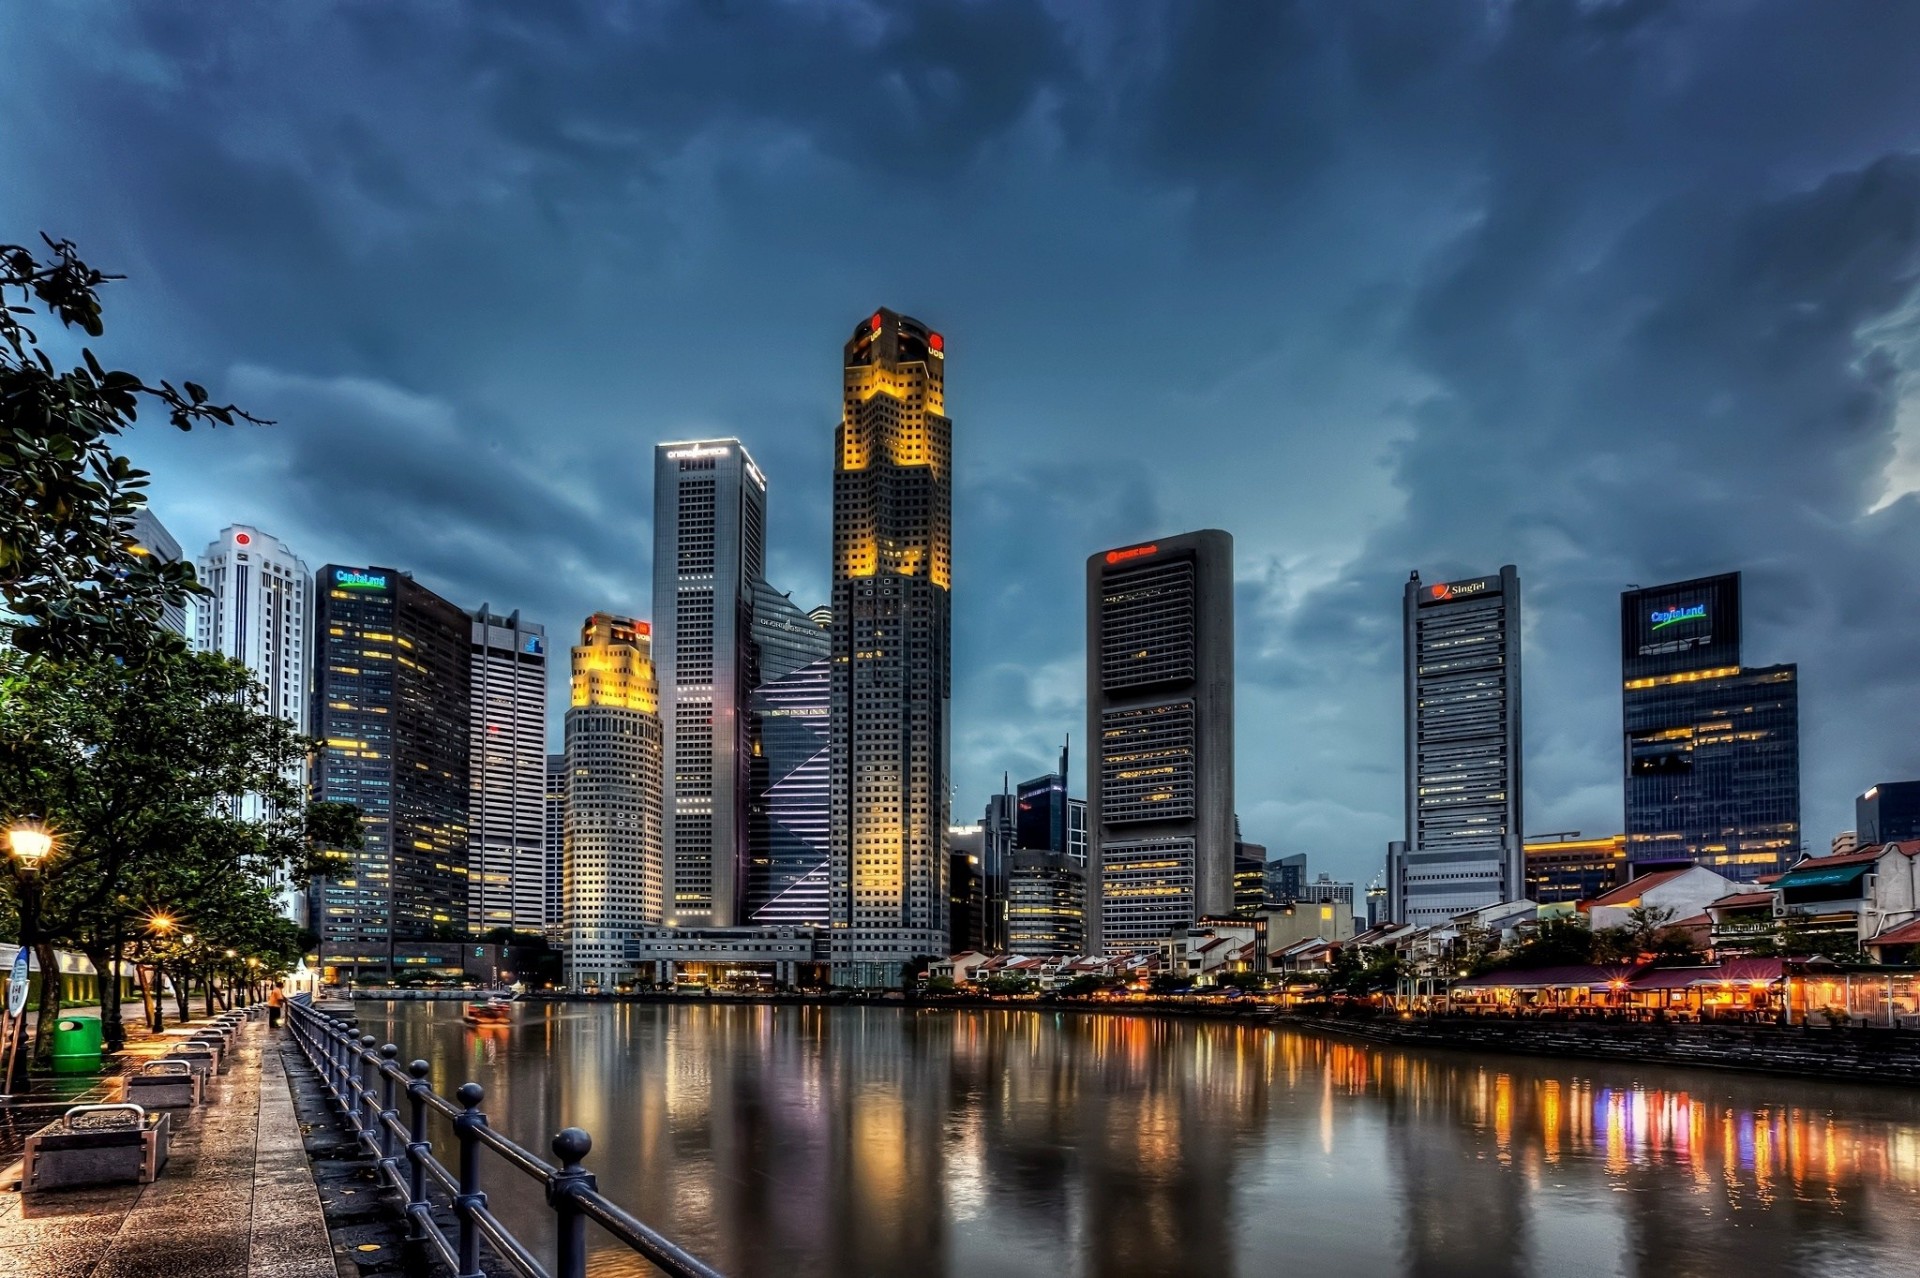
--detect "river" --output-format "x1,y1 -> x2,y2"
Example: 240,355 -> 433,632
353,1000 -> 1920,1278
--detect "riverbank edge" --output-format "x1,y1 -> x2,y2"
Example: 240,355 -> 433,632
1278,1013 -> 1920,1085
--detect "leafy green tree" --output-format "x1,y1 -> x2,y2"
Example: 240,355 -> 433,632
1499,916 -> 1597,970
1,236 -> 264,657
0,643 -> 356,1051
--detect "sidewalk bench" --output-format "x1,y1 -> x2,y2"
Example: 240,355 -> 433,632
22,1103 -> 171,1190
125,1059 -> 200,1109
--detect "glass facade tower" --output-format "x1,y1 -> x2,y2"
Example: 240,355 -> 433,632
1391,565 -> 1525,928
746,580 -> 832,926
1622,573 -> 1798,880
1086,530 -> 1235,953
311,566 -> 471,979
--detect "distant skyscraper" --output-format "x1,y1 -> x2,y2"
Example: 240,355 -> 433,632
1390,566 -> 1524,929
467,606 -> 547,936
981,787 -> 1017,953
195,525 -> 312,916
130,508 -> 188,636
654,439 -> 766,929
311,566 -> 470,979
745,580 -> 832,926
1523,832 -> 1627,905
828,308 -> 953,987
544,752 -> 566,941
1265,852 -> 1307,903
948,826 -> 986,954
1622,572 -> 1799,880
1233,842 -> 1268,915
564,613 -> 663,988
1086,530 -> 1235,953
1857,782 -> 1920,845
1006,850 -> 1085,958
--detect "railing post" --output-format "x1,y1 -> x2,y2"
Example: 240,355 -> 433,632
358,1035 -> 379,1143
377,1044 -> 400,1177
548,1127 -> 597,1278
405,1060 -> 432,1242
453,1082 -> 488,1278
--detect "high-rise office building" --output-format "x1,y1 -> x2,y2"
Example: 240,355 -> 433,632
311,566 -> 471,978
467,606 -> 548,936
829,308 -> 953,986
1622,572 -> 1799,880
981,787 -> 1017,953
130,508 -> 189,636
1523,832 -> 1626,904
1086,530 -> 1235,953
544,752 -> 566,941
1857,782 -> 1920,845
948,825 -> 986,954
1390,566 -> 1524,929
745,581 -> 832,926
564,613 -> 664,988
1265,852 -> 1308,903
1233,843 -> 1268,915
194,525 -> 312,916
654,440 -> 767,929
1006,850 -> 1086,957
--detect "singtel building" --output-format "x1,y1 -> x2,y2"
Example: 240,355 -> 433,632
1390,566 -> 1524,928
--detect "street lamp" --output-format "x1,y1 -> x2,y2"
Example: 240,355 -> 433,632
6,817 -> 56,1093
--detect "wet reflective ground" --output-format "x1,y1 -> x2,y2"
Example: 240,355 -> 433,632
355,1001 -> 1920,1278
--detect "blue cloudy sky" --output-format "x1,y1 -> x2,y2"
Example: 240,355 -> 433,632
7,1 -> 1920,888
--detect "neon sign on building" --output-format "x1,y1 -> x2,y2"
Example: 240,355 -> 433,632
334,569 -> 388,590
1650,603 -> 1707,630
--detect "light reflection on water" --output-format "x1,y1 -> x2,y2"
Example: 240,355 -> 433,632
352,1002 -> 1920,1278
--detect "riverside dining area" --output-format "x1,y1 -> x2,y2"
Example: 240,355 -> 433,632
1445,958 -> 1920,1026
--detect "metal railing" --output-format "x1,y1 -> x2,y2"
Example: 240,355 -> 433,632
286,997 -> 725,1278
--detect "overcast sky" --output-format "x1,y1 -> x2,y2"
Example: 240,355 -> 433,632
7,1 -> 1920,888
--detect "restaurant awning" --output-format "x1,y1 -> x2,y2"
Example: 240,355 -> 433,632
1774,862 -> 1870,890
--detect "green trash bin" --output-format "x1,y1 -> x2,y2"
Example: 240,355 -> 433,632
51,1015 -> 104,1075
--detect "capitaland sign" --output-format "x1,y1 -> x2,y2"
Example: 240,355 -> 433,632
334,569 -> 388,590
666,444 -> 731,460
1650,603 -> 1707,630
1422,576 -> 1496,605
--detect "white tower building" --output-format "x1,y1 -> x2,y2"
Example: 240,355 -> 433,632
468,606 -> 549,936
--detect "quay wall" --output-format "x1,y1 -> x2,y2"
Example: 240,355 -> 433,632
1284,1015 -> 1920,1085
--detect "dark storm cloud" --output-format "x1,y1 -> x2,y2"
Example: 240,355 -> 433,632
6,1 -> 1920,883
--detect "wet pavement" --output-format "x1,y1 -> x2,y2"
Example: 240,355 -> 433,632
0,1017 -> 340,1278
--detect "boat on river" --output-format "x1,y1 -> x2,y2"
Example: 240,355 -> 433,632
462,998 -> 514,1025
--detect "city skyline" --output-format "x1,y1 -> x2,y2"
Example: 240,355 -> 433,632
15,4 -> 1920,890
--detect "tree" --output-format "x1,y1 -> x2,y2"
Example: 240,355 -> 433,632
1623,904 -> 1678,956
1499,916 -> 1597,970
1,235 -> 263,657
0,642 -> 356,1050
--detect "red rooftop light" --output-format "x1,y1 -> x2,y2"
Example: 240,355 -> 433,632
234,531 -> 252,546
870,312 -> 884,333
928,332 -> 944,352
1106,543 -> 1158,565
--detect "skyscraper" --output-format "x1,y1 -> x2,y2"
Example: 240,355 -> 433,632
564,613 -> 663,988
311,566 -> 470,979
195,524 -> 312,917
1006,850 -> 1085,957
544,752 -> 566,941
130,508 -> 188,636
1085,530 -> 1235,953
1390,566 -> 1524,928
467,606 -> 548,936
1622,572 -> 1799,880
829,308 -> 953,986
745,580 -> 832,926
1858,782 -> 1920,845
654,440 -> 767,928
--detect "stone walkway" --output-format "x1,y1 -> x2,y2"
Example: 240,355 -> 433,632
0,1018 -> 341,1278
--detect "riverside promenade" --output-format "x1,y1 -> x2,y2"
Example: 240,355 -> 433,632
0,1015 -> 340,1278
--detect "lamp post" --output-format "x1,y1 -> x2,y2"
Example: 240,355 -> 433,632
7,818 -> 55,1093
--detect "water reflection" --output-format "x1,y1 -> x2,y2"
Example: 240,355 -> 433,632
352,1003 -> 1920,1278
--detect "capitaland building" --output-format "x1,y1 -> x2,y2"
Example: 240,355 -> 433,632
1086,530 -> 1235,954
1390,566 -> 1525,929
654,439 -> 767,928
311,566 -> 471,980
467,606 -> 548,937
194,524 -> 312,917
829,308 -> 953,986
1622,572 -> 1799,881
564,613 -> 664,988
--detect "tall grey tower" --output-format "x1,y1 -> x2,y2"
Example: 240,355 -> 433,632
652,440 -> 767,928
1085,531 -> 1235,953
467,605 -> 548,936
829,308 -> 952,987
1389,565 -> 1525,927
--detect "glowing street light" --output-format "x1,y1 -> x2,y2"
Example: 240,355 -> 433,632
7,818 -> 53,869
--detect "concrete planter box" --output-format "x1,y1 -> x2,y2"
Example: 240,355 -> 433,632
125,1060 -> 200,1109
23,1105 -> 171,1190
164,1047 -> 217,1087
